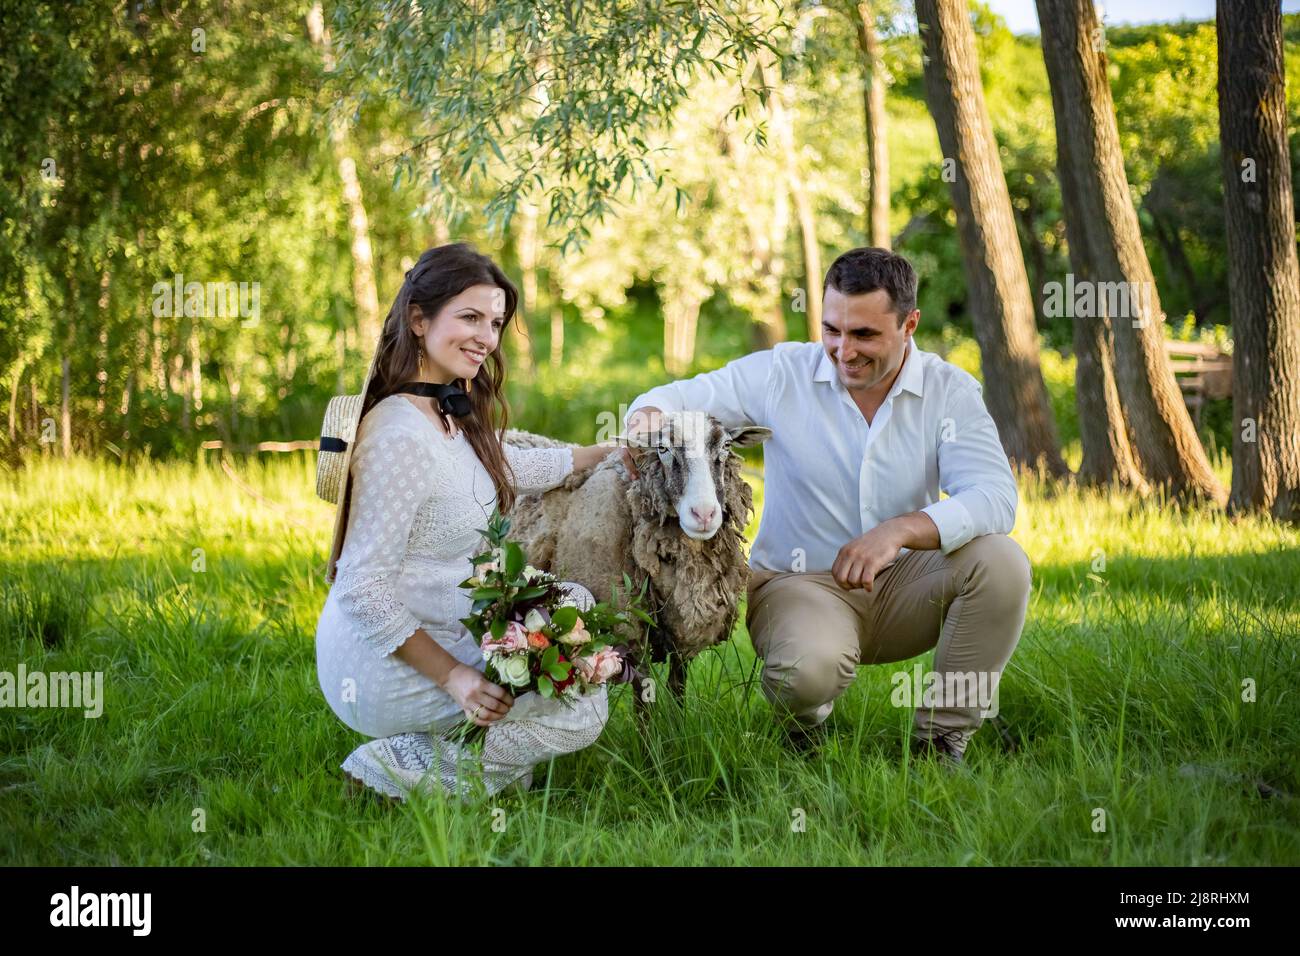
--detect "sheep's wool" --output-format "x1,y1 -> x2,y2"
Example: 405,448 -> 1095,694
508,423 -> 754,663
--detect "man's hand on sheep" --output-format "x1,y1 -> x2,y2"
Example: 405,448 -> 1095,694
620,406 -> 663,479
831,512 -> 942,591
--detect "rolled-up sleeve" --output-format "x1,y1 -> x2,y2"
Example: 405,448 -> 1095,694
505,444 -> 575,494
921,381 -> 1019,554
331,425 -> 433,657
624,348 -> 776,432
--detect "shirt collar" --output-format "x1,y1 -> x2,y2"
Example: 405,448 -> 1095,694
813,340 -> 925,398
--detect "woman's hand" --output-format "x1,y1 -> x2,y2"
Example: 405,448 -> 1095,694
445,663 -> 514,726
571,442 -> 624,473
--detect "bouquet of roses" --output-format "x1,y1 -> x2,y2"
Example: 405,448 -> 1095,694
455,509 -> 648,738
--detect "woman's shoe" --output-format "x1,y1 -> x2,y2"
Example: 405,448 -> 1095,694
502,769 -> 534,796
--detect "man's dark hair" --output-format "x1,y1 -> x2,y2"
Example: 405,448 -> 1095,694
822,247 -> 918,325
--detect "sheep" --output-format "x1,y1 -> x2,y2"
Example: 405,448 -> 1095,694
504,411 -> 771,701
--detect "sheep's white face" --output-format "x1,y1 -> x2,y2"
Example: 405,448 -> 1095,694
628,411 -> 771,541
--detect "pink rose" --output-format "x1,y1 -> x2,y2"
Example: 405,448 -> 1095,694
484,620 -> 530,655
576,649 -> 623,685
557,615 -> 592,647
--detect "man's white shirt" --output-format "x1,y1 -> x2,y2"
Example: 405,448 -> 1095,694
624,340 -> 1019,573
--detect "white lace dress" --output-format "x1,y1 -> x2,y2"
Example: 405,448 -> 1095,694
315,394 -> 609,800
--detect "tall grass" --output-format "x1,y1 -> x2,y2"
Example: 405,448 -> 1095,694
1,455 -> 1297,865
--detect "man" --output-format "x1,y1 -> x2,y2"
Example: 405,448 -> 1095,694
622,247 -> 1032,765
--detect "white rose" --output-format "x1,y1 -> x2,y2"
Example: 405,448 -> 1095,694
524,608 -> 548,632
497,655 -> 532,688
524,564 -> 542,581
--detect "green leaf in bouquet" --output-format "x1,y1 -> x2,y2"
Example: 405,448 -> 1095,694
538,675 -> 554,698
547,660 -> 569,681
515,585 -> 548,601
469,553 -> 499,567
541,644 -> 560,668
470,587 -> 504,600
550,605 -> 578,633
504,542 -> 524,579
490,618 -> 507,640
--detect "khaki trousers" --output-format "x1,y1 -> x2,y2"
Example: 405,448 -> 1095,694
744,533 -> 1031,754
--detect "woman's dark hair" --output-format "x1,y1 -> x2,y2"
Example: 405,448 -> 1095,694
362,242 -> 521,513
822,247 -> 918,324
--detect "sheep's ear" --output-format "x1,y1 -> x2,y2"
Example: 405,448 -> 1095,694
727,425 -> 771,448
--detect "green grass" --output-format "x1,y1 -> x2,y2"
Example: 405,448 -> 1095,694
2,454 -> 1298,865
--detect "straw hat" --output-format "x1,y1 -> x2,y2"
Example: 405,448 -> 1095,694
317,342 -> 384,584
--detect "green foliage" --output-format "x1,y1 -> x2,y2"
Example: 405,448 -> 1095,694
329,0 -> 789,252
3,2 -> 1296,468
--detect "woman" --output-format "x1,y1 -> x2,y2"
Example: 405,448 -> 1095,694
315,243 -> 620,801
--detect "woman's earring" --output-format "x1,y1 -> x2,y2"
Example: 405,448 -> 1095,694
418,350 -> 425,376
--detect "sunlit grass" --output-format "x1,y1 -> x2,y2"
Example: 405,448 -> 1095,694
2,455 -> 1297,865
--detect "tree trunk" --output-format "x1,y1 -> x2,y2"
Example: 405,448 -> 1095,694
1015,201 -> 1048,314
1217,0 -> 1300,521
60,355 -> 71,458
151,312 -> 166,393
915,0 -> 1066,475
749,280 -> 788,351
741,57 -> 790,352
855,2 -> 891,249
770,78 -> 822,341
308,2 -> 381,349
336,299 -> 348,395
549,277 -> 564,368
512,202 -> 540,380
1071,275 -> 1147,489
189,322 -> 202,418
1036,0 -> 1224,502
1037,0 -> 1144,489
7,365 -> 19,441
96,269 -> 110,417
181,325 -> 192,431
1146,204 -> 1212,321
663,287 -> 702,377
61,263 -> 76,459
225,359 -> 241,439
791,180 -> 823,342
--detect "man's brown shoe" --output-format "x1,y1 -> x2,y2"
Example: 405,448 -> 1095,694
782,719 -> 830,755
909,730 -> 966,768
